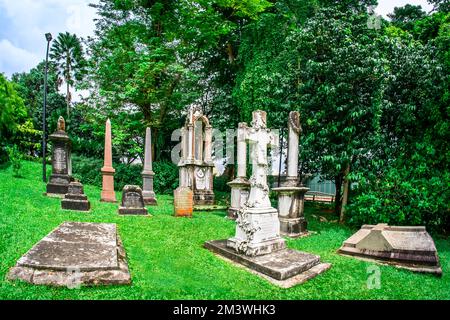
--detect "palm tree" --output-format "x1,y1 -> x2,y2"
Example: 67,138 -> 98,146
50,32 -> 85,117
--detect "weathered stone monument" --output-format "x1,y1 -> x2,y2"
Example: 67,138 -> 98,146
61,181 -> 91,212
338,224 -> 442,275
178,107 -> 215,206
142,127 -> 157,205
227,122 -> 250,220
118,185 -> 149,215
205,111 -> 331,288
174,186 -> 194,217
8,222 -> 131,286
45,116 -> 73,197
100,119 -> 117,203
273,112 -> 309,237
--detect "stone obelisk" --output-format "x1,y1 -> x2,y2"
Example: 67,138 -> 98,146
101,119 -> 117,202
142,127 -> 157,205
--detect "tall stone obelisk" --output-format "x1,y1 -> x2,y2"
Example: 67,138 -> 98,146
142,127 -> 157,205
101,119 -> 117,202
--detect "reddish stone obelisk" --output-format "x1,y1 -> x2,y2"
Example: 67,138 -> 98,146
101,119 -> 117,202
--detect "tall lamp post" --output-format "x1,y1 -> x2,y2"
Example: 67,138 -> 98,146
42,33 -> 52,183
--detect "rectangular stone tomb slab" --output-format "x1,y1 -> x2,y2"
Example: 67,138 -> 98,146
8,222 -> 131,286
338,224 -> 442,275
204,240 -> 331,288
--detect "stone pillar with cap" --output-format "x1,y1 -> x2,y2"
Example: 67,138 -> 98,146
273,111 -> 309,238
45,116 -> 73,197
142,127 -> 157,205
227,122 -> 250,220
101,119 -> 117,203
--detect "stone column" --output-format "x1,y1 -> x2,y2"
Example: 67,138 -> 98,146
101,119 -> 117,203
187,124 -> 194,161
142,127 -> 157,205
273,111 -> 309,237
204,125 -> 213,163
227,122 -> 250,220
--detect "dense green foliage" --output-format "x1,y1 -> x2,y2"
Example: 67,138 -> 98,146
1,161 -> 449,300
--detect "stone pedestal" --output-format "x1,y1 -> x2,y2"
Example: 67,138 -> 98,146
338,224 -> 442,275
46,117 -> 72,197
227,178 -> 250,220
272,186 -> 309,238
118,185 -> 149,215
61,182 -> 90,212
100,119 -> 117,203
142,127 -> 157,205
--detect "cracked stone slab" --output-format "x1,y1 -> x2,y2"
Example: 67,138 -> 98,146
204,240 -> 331,288
8,222 -> 131,286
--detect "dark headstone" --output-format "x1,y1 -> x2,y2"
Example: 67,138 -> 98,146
61,182 -> 91,212
118,185 -> 149,215
7,222 -> 131,286
174,186 -> 193,217
46,116 -> 73,197
338,224 -> 442,275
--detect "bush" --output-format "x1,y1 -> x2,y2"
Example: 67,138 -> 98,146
71,155 -> 179,195
6,145 -> 23,177
347,168 -> 450,234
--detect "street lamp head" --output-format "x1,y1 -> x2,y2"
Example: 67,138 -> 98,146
45,33 -> 53,42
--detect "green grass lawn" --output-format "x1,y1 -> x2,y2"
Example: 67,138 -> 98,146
0,161 -> 449,300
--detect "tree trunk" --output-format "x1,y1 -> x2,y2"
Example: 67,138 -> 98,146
334,173 -> 343,217
339,163 -> 351,224
66,80 -> 70,118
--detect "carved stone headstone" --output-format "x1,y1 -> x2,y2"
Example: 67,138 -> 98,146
174,186 -> 193,217
205,111 -> 331,288
46,116 -> 73,197
178,107 -> 215,206
118,185 -> 149,215
8,222 -> 131,286
61,181 -> 91,212
338,224 -> 442,275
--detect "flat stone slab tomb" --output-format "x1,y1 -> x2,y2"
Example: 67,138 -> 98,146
204,240 -> 331,288
338,224 -> 442,276
8,222 -> 131,286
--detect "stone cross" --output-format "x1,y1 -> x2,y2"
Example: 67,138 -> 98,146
142,127 -> 157,205
101,119 -> 117,203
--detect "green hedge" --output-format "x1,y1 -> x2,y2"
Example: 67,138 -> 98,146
71,155 -> 179,195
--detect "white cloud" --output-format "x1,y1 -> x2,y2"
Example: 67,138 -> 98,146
0,39 -> 40,76
376,0 -> 434,18
0,0 -> 98,77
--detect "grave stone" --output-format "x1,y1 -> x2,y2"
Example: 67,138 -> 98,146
205,111 -> 331,288
338,224 -> 442,275
118,185 -> 149,215
8,222 -> 131,286
174,186 -> 193,217
142,127 -> 157,205
46,116 -> 73,197
100,119 -> 117,203
61,181 -> 91,212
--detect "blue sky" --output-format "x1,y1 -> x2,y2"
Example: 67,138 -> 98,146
0,0 -> 434,78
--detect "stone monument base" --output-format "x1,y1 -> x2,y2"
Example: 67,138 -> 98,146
205,240 -> 331,288
46,174 -> 72,197
280,217 -> 308,238
118,207 -> 149,215
143,195 -> 157,206
62,195 -> 91,212
8,222 -> 131,286
338,224 -> 442,276
194,190 -> 215,206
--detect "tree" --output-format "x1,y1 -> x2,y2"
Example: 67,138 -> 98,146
388,4 -> 427,32
50,32 -> 86,118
